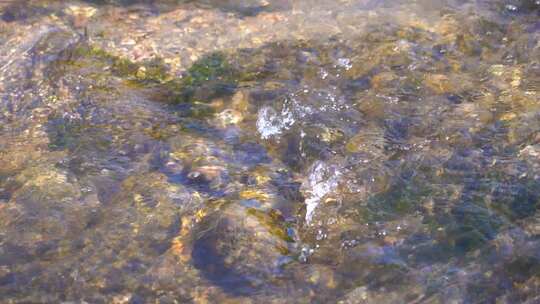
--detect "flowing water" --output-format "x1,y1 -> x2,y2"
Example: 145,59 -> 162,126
0,0 -> 539,303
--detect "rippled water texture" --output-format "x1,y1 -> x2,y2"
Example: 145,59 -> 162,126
0,0 -> 539,303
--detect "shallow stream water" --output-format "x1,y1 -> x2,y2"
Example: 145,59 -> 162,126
0,0 -> 539,303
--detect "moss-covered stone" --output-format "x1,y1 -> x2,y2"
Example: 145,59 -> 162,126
46,113 -> 111,152
362,178 -> 435,222
246,207 -> 294,243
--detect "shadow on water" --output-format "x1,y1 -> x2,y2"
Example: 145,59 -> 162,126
191,215 -> 257,296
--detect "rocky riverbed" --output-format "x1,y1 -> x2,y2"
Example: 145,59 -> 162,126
0,0 -> 539,303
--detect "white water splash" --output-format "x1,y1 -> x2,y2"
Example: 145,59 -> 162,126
303,161 -> 342,223
257,106 -> 293,139
337,58 -> 352,70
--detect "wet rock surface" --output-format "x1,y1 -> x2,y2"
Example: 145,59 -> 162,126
1,0 -> 540,302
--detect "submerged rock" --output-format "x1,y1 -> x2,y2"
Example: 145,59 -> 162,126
191,203 -> 292,295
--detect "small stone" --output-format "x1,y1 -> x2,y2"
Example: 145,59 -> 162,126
136,66 -> 146,78
383,236 -> 399,245
215,109 -> 243,126
170,236 -> 191,263
239,189 -> 270,201
189,165 -> 224,181
500,112 -> 517,121
320,127 -> 344,143
251,167 -> 273,185
231,90 -> 249,112
489,64 -> 505,76
121,38 -> 137,46
65,5 -> 95,18
371,71 -> 397,90
424,74 -> 454,94
111,294 -> 132,304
